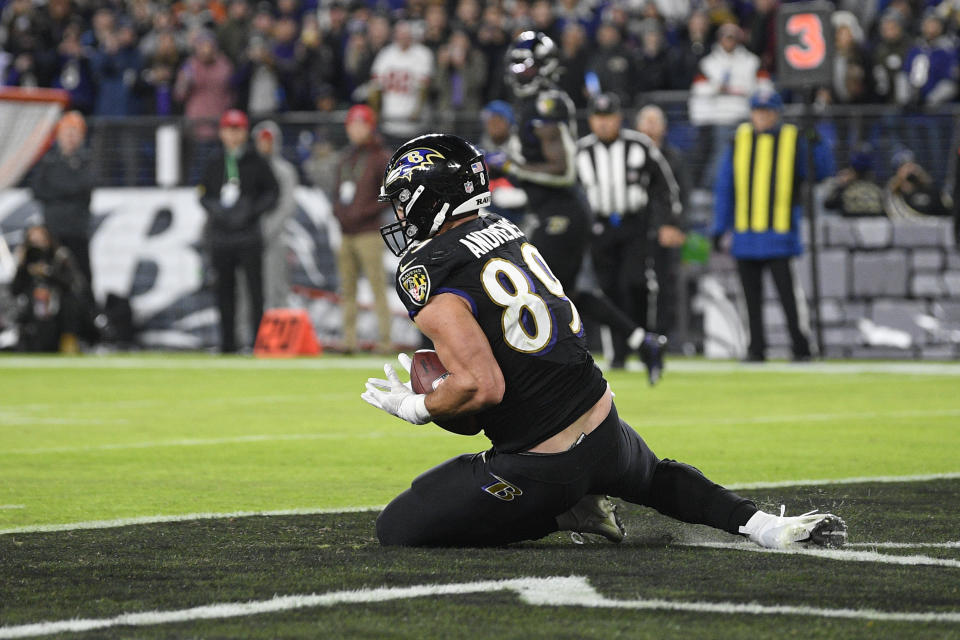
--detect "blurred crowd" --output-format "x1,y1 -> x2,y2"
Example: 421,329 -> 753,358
5,0 -> 960,121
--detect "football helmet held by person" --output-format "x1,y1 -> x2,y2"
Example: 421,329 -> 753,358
378,134 -> 491,256
505,30 -> 561,98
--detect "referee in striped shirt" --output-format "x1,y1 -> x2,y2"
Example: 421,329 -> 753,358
577,93 -> 684,368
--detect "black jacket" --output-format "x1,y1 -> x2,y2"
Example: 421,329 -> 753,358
30,147 -> 95,240
199,146 -> 280,249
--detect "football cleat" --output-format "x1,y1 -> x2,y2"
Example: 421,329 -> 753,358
740,506 -> 848,549
560,495 -> 625,544
638,333 -> 667,386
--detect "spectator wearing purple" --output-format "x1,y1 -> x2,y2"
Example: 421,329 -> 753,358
175,30 -> 235,141
140,29 -> 182,115
50,20 -> 96,114
271,16 -> 301,109
904,10 -> 958,106
90,18 -> 142,117
555,0 -> 601,41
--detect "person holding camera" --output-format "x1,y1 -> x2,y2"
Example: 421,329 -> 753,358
11,225 -> 91,353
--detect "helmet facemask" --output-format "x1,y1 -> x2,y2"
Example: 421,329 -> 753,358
378,184 -> 449,256
378,135 -> 492,257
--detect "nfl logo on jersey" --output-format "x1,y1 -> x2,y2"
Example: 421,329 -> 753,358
464,181 -> 474,194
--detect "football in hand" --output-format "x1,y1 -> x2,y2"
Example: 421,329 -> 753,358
410,349 -> 450,394
408,350 -> 480,436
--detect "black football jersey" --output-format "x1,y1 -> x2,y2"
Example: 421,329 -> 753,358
514,86 -> 581,209
394,213 -> 607,453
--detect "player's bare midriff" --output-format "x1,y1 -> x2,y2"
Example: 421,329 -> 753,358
525,385 -> 613,454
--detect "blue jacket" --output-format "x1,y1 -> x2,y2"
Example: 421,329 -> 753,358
712,121 -> 834,259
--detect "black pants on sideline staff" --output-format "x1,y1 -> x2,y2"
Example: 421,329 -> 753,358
591,215 -> 653,365
736,257 -> 811,361
211,243 -> 264,353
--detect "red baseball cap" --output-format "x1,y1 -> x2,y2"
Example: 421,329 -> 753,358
219,109 -> 249,129
345,104 -> 376,127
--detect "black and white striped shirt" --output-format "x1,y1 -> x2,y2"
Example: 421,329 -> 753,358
576,129 -> 683,224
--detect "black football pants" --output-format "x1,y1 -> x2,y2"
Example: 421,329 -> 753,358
376,402 -> 755,547
527,195 -> 590,291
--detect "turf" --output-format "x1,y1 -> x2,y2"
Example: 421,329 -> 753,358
1,356 -> 958,528
0,355 -> 958,638
1,480 -> 958,638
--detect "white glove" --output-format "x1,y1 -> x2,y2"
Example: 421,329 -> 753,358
362,353 -> 432,425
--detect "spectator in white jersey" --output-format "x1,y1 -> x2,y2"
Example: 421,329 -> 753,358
369,20 -> 434,149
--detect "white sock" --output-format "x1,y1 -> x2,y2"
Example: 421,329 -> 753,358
738,510 -> 776,537
626,328 -> 646,350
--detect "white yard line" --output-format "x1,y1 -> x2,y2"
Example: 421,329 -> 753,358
4,431 -> 437,455
0,506 -> 382,536
0,575 -> 956,639
1,356 -> 960,375
845,541 -> 960,549
679,542 -> 960,568
2,472 -> 957,537
0,504 -> 24,510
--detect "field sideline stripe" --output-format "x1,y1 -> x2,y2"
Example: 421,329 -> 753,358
2,472 -> 957,537
2,356 -> 960,376
0,575 -> 957,638
681,542 -> 960,568
846,542 -> 960,549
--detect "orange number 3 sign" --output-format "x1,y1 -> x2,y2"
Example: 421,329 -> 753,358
785,13 -> 826,70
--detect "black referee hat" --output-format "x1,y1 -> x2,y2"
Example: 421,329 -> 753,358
589,92 -> 621,115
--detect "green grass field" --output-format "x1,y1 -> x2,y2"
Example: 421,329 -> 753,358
1,355 -> 959,638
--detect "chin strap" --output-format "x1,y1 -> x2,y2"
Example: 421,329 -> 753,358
427,202 -> 451,237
